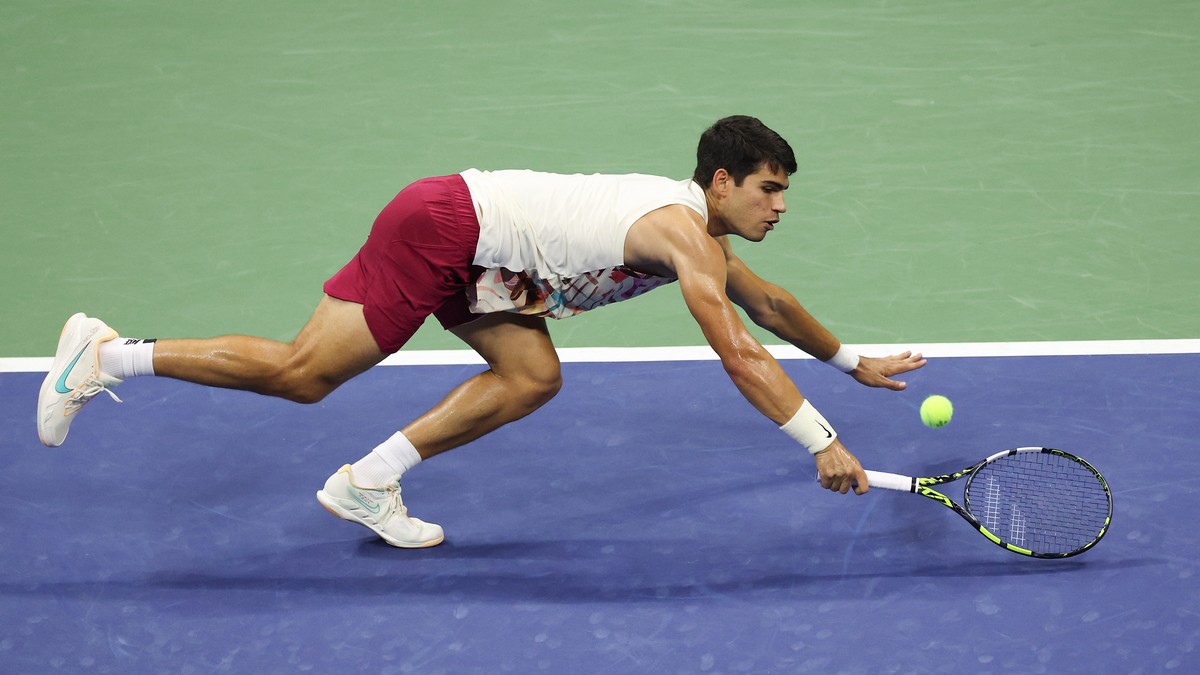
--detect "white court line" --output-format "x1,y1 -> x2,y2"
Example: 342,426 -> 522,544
3,339 -> 1198,373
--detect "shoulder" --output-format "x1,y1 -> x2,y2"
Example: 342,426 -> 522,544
634,204 -> 709,244
625,205 -> 722,276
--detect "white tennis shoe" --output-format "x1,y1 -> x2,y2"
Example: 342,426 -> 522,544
316,465 -> 444,548
37,313 -> 122,447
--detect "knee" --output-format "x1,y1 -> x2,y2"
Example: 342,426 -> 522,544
284,382 -> 335,405
534,370 -> 563,405
269,360 -> 339,404
511,366 -> 562,411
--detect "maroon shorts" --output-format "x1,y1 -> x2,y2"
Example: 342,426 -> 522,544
324,174 -> 481,354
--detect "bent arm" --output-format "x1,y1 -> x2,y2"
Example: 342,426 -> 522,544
718,237 -> 844,362
718,238 -> 926,389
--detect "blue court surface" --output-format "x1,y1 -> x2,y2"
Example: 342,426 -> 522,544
2,352 -> 1198,673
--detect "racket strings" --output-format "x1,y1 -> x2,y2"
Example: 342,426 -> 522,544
965,452 -> 1109,554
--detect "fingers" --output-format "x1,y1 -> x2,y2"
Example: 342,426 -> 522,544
831,478 -> 855,494
855,352 -> 927,391
817,470 -> 863,494
882,352 -> 926,375
823,475 -> 852,494
853,467 -> 869,495
856,368 -> 907,391
837,468 -> 869,494
895,352 -> 927,373
815,444 -> 868,495
884,353 -> 926,389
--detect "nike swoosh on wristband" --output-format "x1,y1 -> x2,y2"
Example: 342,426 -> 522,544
817,421 -> 833,439
54,342 -> 92,394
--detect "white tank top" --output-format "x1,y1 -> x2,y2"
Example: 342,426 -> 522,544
459,169 -> 708,318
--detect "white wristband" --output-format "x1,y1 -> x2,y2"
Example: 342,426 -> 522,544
827,344 -> 860,373
780,400 -> 838,455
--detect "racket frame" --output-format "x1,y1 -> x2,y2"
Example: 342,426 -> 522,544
863,447 -> 1112,558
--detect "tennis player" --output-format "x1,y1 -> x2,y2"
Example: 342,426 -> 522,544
37,115 -> 925,547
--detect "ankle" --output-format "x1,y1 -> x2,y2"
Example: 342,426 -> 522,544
98,338 -> 156,379
351,432 -> 423,486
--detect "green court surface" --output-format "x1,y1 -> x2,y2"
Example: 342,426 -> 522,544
3,0 -> 1197,355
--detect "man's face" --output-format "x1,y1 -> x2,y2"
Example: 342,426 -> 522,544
717,164 -> 789,242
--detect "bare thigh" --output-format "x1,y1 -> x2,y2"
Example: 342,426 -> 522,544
449,312 -> 561,381
290,294 -> 388,387
154,294 -> 387,401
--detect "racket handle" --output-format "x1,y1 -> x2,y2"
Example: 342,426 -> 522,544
863,470 -> 916,492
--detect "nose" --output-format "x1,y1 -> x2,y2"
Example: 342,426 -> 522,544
774,193 -> 787,214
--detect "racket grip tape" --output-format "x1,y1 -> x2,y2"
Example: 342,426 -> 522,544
863,470 -> 916,492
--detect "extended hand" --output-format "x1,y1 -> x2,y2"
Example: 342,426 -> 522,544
850,351 -> 926,391
815,440 -> 869,495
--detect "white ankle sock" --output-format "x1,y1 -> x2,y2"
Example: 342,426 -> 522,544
98,338 -> 156,379
350,431 -> 423,487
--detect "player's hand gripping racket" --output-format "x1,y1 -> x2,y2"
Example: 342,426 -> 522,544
863,447 -> 1112,558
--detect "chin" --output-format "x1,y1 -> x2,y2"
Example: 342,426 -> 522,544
732,226 -> 770,242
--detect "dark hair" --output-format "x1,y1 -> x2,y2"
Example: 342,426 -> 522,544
692,115 -> 797,188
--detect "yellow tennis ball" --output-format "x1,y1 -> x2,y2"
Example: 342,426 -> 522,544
920,395 -> 953,428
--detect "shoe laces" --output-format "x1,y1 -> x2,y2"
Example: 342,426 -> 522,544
378,477 -> 411,524
65,377 -> 122,414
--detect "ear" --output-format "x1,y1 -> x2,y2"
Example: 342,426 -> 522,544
709,168 -> 731,198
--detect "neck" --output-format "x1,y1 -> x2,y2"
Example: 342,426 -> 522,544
702,189 -> 729,237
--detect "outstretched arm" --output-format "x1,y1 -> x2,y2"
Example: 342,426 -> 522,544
627,212 -> 867,494
717,237 -> 926,390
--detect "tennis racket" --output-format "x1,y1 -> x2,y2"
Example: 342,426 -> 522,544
863,447 -> 1112,558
